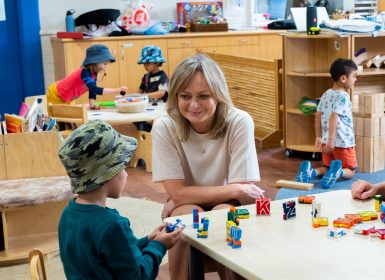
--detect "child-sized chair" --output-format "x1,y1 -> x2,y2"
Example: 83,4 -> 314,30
129,130 -> 152,172
29,249 -> 47,280
47,103 -> 88,138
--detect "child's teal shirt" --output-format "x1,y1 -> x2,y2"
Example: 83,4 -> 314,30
59,198 -> 166,280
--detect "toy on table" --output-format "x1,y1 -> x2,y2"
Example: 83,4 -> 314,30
344,214 -> 363,225
166,219 -> 186,233
308,26 -> 320,35
312,217 -> 328,228
375,195 -> 383,212
328,228 -> 346,238
283,200 -> 296,220
227,225 -> 242,249
311,200 -> 321,218
380,203 -> 385,223
197,217 -> 210,238
227,207 -> 240,225
193,207 -> 199,229
333,217 -> 354,229
357,210 -> 378,221
256,198 -> 271,215
370,228 -> 385,240
298,195 -> 315,204
236,209 -> 250,219
353,223 -> 375,235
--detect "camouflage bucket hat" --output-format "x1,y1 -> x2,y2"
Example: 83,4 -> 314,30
138,45 -> 166,64
58,120 -> 137,194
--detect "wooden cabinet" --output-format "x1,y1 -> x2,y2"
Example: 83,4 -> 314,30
282,34 -> 350,155
52,31 -> 282,103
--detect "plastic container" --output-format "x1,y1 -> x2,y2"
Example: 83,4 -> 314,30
66,9 -> 76,32
115,95 -> 149,113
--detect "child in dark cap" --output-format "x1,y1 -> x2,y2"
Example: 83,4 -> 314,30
58,120 -> 183,280
47,44 -> 128,109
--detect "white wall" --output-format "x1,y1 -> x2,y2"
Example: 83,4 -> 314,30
38,0 -> 192,89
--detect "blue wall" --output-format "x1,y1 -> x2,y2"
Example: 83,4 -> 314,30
0,0 -> 44,117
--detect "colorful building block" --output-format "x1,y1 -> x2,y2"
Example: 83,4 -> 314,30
193,207 -> 200,229
370,228 -> 385,240
311,200 -> 321,218
353,223 -> 375,235
236,209 -> 250,219
375,194 -> 383,212
197,217 -> 210,238
256,198 -> 271,215
344,214 -> 363,225
228,225 -> 242,249
298,195 -> 315,204
328,228 -> 346,238
357,210 -> 378,221
333,217 -> 354,229
312,217 -> 329,228
226,220 -> 237,242
166,219 -> 186,233
380,204 -> 385,223
283,200 -> 296,220
227,207 -> 239,225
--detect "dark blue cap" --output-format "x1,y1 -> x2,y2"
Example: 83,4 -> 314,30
82,44 -> 116,66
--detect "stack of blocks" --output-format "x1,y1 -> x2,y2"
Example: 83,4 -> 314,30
354,93 -> 385,172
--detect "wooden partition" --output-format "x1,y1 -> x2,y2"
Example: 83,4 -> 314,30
206,52 -> 282,148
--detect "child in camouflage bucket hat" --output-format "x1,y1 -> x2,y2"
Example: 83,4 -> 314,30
58,120 -> 183,280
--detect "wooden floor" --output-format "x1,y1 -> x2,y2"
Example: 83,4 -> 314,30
123,143 -> 316,280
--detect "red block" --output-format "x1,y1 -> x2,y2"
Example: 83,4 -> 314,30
256,198 -> 271,215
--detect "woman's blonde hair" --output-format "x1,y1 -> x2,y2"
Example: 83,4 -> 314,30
167,54 -> 233,141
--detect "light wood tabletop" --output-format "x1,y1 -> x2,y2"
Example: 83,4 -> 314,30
87,103 -> 166,125
166,190 -> 385,280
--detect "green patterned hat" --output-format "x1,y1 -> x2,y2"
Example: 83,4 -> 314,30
58,120 -> 137,194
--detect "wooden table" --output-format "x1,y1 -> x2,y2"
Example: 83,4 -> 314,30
166,190 -> 385,280
88,103 -> 166,125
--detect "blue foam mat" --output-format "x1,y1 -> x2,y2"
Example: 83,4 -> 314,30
275,170 -> 385,200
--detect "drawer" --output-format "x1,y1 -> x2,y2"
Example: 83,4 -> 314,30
230,35 -> 260,46
168,37 -> 232,49
168,38 -> 208,48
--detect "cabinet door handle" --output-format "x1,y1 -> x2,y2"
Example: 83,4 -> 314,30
181,41 -> 192,47
120,43 -> 133,60
238,39 -> 248,45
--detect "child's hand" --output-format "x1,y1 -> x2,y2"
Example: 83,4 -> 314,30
233,183 -> 265,205
154,227 -> 183,250
118,86 -> 128,94
148,224 -> 166,240
314,137 -> 322,151
161,200 -> 176,220
324,139 -> 334,154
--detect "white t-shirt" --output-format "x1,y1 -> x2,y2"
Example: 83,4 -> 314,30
317,88 -> 355,148
152,108 -> 260,186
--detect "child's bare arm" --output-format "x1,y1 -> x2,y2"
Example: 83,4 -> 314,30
314,111 -> 322,151
146,90 -> 166,99
325,112 -> 338,153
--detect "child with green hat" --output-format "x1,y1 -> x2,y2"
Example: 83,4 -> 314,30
47,44 -> 128,109
58,120 -> 183,279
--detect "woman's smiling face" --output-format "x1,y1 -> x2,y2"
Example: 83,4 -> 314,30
177,71 -> 218,134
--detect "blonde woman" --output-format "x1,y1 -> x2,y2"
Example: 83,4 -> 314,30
152,54 -> 265,280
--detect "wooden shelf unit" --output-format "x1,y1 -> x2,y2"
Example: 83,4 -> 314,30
282,34 -> 350,154
351,34 -> 385,111
283,33 -> 385,156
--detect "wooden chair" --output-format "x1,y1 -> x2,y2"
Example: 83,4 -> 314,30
129,130 -> 152,172
29,249 -> 47,280
47,103 -> 88,138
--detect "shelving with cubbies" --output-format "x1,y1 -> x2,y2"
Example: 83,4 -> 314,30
282,34 -> 350,156
351,34 -> 385,112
